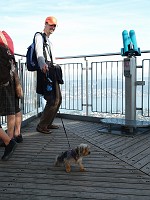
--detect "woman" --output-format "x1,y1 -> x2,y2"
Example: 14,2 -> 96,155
0,31 -> 23,143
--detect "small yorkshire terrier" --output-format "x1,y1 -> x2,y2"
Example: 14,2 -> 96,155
54,143 -> 90,173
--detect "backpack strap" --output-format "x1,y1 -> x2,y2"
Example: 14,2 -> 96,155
41,33 -> 48,61
42,33 -> 54,66
34,32 -> 48,61
34,32 -> 54,67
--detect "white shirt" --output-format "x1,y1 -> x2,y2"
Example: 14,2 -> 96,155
35,32 -> 53,69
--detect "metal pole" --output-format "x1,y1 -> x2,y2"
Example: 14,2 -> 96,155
124,57 -> 136,121
84,57 -> 89,116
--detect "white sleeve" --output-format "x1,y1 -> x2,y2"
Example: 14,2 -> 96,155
35,33 -> 46,69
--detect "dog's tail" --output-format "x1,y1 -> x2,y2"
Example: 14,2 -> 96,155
54,155 -> 59,166
54,155 -> 64,166
54,151 -> 66,166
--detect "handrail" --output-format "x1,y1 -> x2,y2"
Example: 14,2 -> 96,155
12,49 -> 150,121
15,50 -> 150,60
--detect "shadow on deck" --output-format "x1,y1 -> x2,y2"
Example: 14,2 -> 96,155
0,116 -> 150,200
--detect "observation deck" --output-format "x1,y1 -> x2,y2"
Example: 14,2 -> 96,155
0,115 -> 150,200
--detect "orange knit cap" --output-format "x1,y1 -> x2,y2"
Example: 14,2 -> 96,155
45,16 -> 57,25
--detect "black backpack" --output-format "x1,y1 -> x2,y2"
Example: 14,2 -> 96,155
26,32 -> 47,71
0,45 -> 11,85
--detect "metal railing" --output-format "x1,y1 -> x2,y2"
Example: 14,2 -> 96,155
58,51 -> 150,121
1,50 -> 150,127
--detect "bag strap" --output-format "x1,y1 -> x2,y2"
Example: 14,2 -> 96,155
42,33 -> 54,67
46,45 -> 53,66
33,32 -> 45,42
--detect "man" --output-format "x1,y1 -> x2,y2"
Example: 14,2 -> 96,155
35,16 -> 62,134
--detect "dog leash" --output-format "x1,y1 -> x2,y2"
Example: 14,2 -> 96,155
59,111 -> 71,149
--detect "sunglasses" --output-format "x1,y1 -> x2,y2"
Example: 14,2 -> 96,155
48,24 -> 56,28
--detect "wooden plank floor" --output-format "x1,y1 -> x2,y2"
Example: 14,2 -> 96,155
0,117 -> 150,200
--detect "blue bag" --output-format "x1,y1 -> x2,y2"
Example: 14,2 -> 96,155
26,32 -> 46,71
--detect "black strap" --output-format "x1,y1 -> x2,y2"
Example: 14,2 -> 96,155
42,33 -> 54,67
46,44 -> 53,66
48,48 -> 53,66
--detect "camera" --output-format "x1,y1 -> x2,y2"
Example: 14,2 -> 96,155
46,77 -> 53,91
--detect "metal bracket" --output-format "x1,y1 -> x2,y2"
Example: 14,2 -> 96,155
135,81 -> 145,86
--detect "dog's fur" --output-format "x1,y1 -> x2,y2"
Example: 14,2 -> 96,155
54,143 -> 90,172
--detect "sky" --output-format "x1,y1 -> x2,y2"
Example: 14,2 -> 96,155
0,0 -> 150,57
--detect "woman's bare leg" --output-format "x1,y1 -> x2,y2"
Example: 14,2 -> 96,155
14,111 -> 22,137
0,128 -> 10,145
7,115 -> 15,139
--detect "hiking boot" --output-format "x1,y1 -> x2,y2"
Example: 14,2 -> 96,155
14,134 -> 23,143
1,139 -> 17,161
36,125 -> 52,134
47,124 -> 59,129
